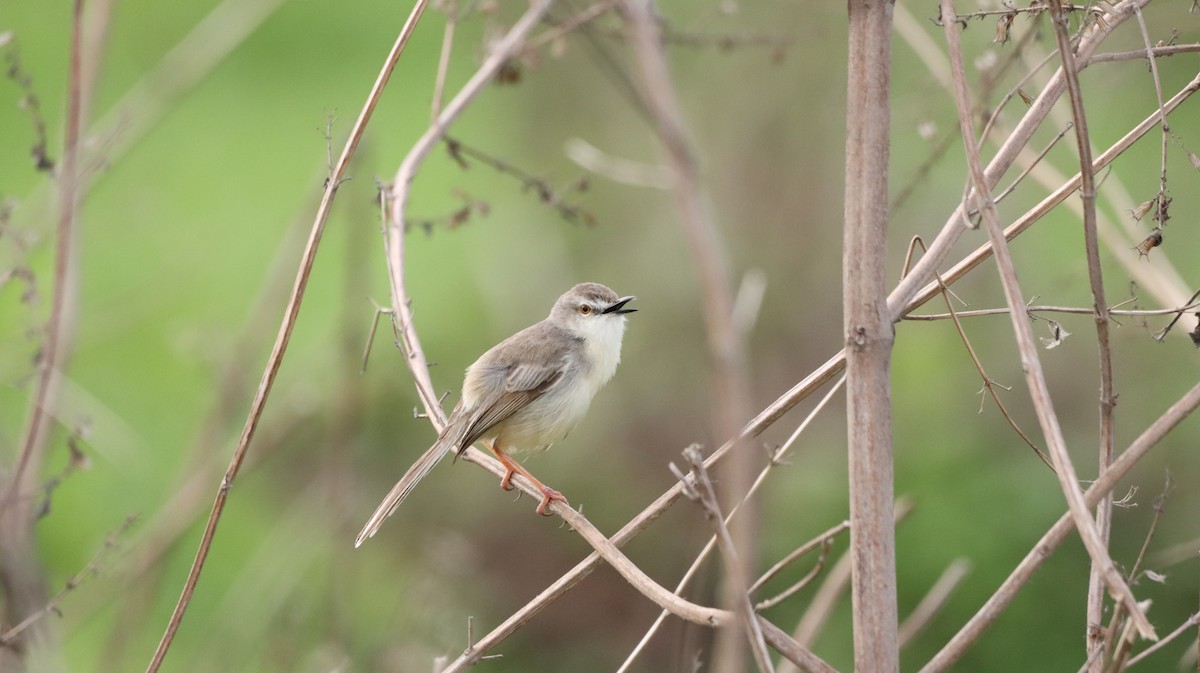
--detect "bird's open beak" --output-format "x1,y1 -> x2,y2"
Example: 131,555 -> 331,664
602,296 -> 637,314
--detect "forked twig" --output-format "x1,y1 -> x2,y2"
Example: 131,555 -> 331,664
750,521 -> 849,598
902,236 -> 1048,467
754,541 -> 835,612
618,376 -> 847,673
777,499 -> 915,673
674,446 -> 774,673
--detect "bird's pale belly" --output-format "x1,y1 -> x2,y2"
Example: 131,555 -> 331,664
487,380 -> 594,454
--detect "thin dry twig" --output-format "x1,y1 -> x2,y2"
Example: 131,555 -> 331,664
1087,43 -> 1200,64
1102,474 -> 1173,668
442,136 -> 594,225
903,237 -> 1048,467
524,0 -> 618,53
430,0 -> 458,120
1,2 -> 91,661
1120,612 -> 1200,669
777,499 -> 915,673
1042,1 -> 1126,660
1153,287 -> 1200,341
906,301 -> 1200,321
0,515 -> 137,646
750,521 -> 849,598
142,3 -> 432,670
1133,8 -> 1170,215
754,541 -> 835,613
6,0 -> 85,517
674,446 -> 774,673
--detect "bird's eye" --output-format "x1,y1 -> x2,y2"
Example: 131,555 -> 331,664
578,304 -> 593,315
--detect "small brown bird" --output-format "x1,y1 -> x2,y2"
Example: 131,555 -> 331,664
356,283 -> 637,546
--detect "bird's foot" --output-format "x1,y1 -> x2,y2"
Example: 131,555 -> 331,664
499,468 -> 516,491
535,487 -> 568,516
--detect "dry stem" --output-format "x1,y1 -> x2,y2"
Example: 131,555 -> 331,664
142,3 -> 431,670
843,1 -> 899,670
1040,0 -> 1120,659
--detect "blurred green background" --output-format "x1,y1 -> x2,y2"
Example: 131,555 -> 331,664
2,1 -> 1199,671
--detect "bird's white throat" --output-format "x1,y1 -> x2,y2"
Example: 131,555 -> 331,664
580,314 -> 627,394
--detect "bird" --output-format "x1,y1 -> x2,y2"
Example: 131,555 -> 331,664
356,282 -> 637,546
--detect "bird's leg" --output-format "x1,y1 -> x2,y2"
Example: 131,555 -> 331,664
484,439 -> 518,491
484,439 -> 568,516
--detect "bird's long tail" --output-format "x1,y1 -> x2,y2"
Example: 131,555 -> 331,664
355,436 -> 455,547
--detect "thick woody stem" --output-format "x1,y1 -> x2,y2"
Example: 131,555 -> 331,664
844,1 -> 899,671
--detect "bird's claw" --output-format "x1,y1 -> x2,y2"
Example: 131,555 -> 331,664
535,487 -> 568,516
499,469 -> 516,491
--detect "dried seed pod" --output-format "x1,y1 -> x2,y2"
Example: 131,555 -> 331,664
995,12 -> 1016,44
1134,228 -> 1163,258
1129,197 -> 1156,221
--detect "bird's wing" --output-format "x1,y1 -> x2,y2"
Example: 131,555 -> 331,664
460,360 -> 565,447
